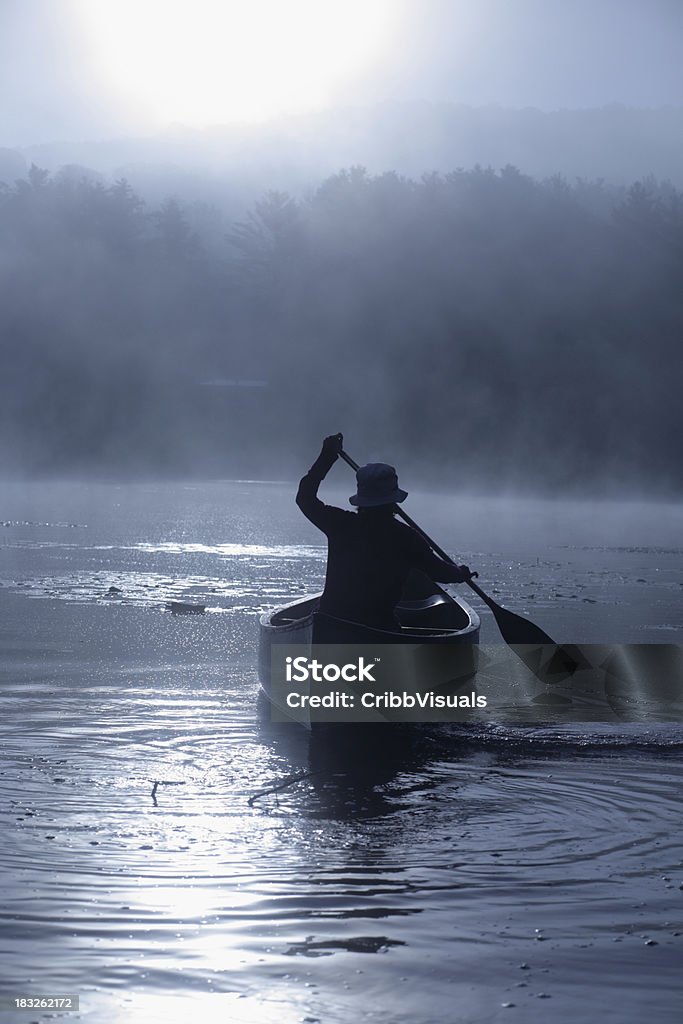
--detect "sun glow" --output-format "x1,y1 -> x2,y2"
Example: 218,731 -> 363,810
74,0 -> 395,128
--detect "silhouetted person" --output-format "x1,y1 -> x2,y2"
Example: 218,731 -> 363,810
296,433 -> 472,629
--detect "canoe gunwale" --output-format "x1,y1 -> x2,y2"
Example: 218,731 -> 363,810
259,588 -> 480,643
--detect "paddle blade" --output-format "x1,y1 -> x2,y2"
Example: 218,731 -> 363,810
511,643 -> 587,682
466,578 -> 564,648
489,602 -> 557,646
488,605 -> 588,681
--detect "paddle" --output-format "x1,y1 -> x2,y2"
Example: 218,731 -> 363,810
339,448 -> 582,676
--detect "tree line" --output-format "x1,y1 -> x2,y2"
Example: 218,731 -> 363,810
0,162 -> 681,491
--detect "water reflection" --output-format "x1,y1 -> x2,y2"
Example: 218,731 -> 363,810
257,699 -> 440,820
1,481 -> 682,1023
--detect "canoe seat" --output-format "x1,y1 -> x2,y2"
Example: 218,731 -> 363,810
396,594 -> 469,630
397,595 -> 445,611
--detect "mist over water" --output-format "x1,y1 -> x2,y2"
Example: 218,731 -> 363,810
1,479 -> 681,638
1,163 -> 682,493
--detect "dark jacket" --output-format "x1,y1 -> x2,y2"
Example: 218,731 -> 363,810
297,451 -> 466,627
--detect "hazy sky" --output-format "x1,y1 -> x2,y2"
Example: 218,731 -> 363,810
1,0 -> 682,147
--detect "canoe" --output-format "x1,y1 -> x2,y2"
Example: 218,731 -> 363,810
258,572 -> 480,725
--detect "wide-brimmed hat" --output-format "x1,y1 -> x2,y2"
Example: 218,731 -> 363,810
349,463 -> 408,507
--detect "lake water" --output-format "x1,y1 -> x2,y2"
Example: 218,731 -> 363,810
0,480 -> 681,1023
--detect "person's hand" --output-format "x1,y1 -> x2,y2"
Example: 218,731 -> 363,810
455,564 -> 477,583
321,433 -> 343,458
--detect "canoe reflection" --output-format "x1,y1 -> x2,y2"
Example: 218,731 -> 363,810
256,696 -> 463,819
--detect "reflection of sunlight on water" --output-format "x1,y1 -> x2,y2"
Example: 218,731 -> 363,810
2,484 -> 681,640
0,569 -> 323,612
2,645 -> 683,1023
2,483 -> 682,1023
1,535 -> 327,613
104,992 -> 305,1024
127,541 -> 324,558
3,539 -> 324,558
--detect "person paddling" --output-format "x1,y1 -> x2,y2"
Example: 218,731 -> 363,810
296,433 -> 473,630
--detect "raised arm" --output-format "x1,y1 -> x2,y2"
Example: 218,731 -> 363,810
296,433 -> 344,532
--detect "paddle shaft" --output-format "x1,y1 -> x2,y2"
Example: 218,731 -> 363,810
338,449 -> 494,608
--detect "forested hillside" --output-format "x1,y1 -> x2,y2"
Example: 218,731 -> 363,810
1,163 -> 681,491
